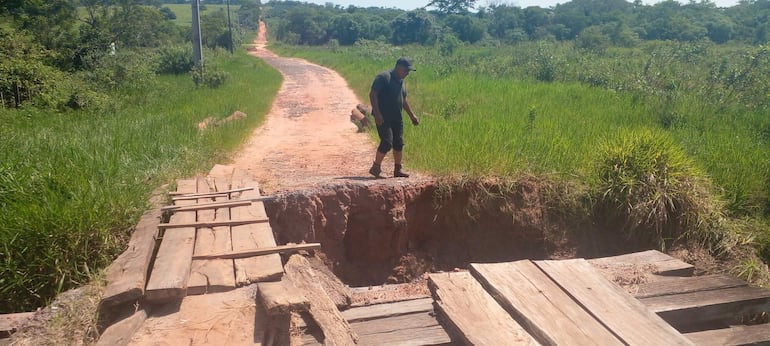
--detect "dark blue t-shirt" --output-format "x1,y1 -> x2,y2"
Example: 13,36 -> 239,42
371,69 -> 406,122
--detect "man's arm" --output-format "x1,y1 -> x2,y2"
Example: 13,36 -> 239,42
403,96 -> 419,126
369,88 -> 384,126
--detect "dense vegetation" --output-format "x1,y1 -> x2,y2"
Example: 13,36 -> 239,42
267,0 -> 770,281
0,0 -> 278,313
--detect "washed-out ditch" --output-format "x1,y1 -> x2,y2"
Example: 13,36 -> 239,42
264,178 -> 647,287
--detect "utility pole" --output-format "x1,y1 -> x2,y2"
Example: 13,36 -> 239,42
226,0 -> 234,54
191,0 -> 204,67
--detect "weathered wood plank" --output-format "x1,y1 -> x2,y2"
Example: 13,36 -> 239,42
285,254 -> 358,345
350,283 -> 431,307
631,274 -> 747,299
192,243 -> 321,260
429,271 -> 539,345
95,306 -> 149,346
0,312 -> 34,334
588,250 -> 695,276
187,177 -> 236,295
145,179 -> 198,302
537,259 -> 693,345
342,298 -> 434,323
161,199 -> 251,212
470,261 -> 620,346
258,278 -> 310,316
685,323 -> 770,346
168,187 -> 252,198
100,188 -> 165,307
158,218 -> 268,229
641,286 -> 770,329
231,168 -> 283,285
351,312 -> 452,345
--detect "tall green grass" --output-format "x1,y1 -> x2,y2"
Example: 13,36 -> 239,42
272,42 -> 770,219
0,49 -> 281,313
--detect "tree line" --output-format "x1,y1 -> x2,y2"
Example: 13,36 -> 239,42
265,0 -> 770,46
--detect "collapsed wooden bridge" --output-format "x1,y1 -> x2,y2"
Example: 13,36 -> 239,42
26,163 -> 770,345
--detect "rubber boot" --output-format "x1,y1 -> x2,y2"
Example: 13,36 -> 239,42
369,162 -> 383,178
394,164 -> 410,178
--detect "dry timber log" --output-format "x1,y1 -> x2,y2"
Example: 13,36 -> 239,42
144,179 -> 197,302
470,261 -> 620,346
0,312 -> 34,335
157,218 -> 268,229
685,323 -> 770,345
258,278 -> 310,316
192,243 -> 321,260
306,255 -> 352,309
588,250 -> 695,276
96,306 -> 149,346
535,259 -> 693,345
187,176 -> 236,295
100,188 -> 165,307
285,254 -> 358,346
230,168 -> 284,285
429,271 -> 539,345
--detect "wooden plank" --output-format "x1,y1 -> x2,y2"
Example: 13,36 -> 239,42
158,218 -> 268,229
285,254 -> 358,345
192,243 -> 321,260
100,188 -> 165,307
588,250 -> 695,276
631,274 -> 747,299
685,323 -> 770,346
161,199 -> 251,212
187,177 -> 236,295
0,312 -> 34,333
95,306 -> 149,346
470,261 -> 620,346
342,298 -> 434,323
429,271 -> 539,345
145,179 -> 198,302
641,286 -> 770,329
169,187 -> 253,198
351,313 -> 452,345
231,168 -> 283,285
536,259 -> 693,345
258,278 -> 310,315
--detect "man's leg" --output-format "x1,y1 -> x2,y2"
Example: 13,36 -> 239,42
392,122 -> 409,178
370,123 -> 393,178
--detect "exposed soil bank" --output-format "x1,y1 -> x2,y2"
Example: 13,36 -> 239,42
265,178 -> 651,287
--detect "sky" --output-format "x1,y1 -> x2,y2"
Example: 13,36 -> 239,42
300,0 -> 742,10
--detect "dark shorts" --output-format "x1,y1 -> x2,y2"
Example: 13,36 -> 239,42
376,120 -> 404,153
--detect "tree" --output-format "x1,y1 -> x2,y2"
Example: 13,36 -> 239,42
237,0 -> 261,30
427,0 -> 477,14
329,13 -> 363,45
444,14 -> 486,43
391,10 -> 436,45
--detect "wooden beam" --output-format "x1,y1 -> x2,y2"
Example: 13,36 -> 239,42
685,323 -> 770,346
429,271 -> 539,345
258,278 -> 310,316
0,312 -> 34,334
342,298 -> 434,323
350,312 -> 452,345
536,259 -> 693,345
169,186 -> 253,198
588,250 -> 695,277
161,200 -> 252,212
470,261 -> 621,346
230,168 -> 284,285
187,176 -> 236,295
192,243 -> 321,260
100,188 -> 165,307
145,179 -> 198,303
630,274 -> 747,299
158,218 -> 268,229
641,286 -> 770,330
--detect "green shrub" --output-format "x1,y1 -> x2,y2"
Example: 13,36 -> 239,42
591,129 -> 713,247
157,45 -> 195,75
86,50 -> 158,91
191,65 -> 228,88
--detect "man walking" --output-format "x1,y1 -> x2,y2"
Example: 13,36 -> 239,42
369,57 -> 420,178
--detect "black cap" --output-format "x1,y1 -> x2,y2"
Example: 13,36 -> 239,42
396,57 -> 416,71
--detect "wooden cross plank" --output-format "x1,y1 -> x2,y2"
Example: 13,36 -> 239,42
145,179 -> 198,302
350,312 -> 452,346
470,261 -> 620,346
230,168 -> 283,285
161,200 -> 252,212
192,243 -> 321,260
157,218 -> 268,229
429,271 -> 539,345
588,250 -> 695,276
685,323 -> 770,345
187,176 -> 236,295
169,187 -> 253,199
341,298 -> 434,323
630,274 -> 747,299
536,259 -> 693,345
640,286 -> 770,330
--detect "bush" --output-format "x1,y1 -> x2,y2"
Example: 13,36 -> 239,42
157,45 -> 195,75
191,65 -> 228,88
86,50 -> 158,91
591,129 -> 713,247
